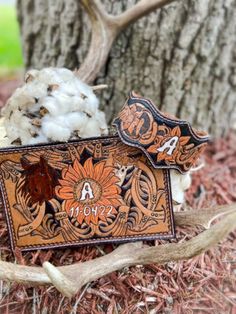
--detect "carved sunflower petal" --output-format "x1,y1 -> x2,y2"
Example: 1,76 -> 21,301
99,198 -> 113,207
58,178 -> 75,188
62,167 -> 78,183
73,159 -> 87,178
58,186 -> 73,194
101,167 -> 114,180
102,173 -> 119,187
93,160 -> 106,181
55,186 -> 74,200
84,158 -> 94,178
102,185 -> 121,197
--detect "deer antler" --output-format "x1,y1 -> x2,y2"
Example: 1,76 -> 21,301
77,0 -> 177,83
0,203 -> 235,298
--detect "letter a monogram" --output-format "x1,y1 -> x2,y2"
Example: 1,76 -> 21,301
157,136 -> 179,156
80,182 -> 94,200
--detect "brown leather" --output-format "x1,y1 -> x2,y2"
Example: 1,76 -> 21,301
113,92 -> 209,173
0,136 -> 175,251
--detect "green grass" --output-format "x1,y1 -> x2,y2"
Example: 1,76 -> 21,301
0,4 -> 23,74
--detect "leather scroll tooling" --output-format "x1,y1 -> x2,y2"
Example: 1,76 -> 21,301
0,136 -> 175,251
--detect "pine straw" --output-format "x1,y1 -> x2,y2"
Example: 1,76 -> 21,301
0,134 -> 236,314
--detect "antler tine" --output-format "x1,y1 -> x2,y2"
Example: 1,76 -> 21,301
114,0 -> 177,31
43,262 -> 78,299
0,204 -> 235,297
77,0 -> 118,83
77,0 -> 177,83
175,203 -> 236,229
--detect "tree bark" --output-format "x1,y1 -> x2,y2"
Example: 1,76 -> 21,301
16,0 -> 236,137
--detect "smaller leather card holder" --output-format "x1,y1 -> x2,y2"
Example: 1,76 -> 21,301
0,136 -> 175,251
113,92 -> 210,173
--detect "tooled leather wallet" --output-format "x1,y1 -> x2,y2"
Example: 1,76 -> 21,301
0,92 -> 209,251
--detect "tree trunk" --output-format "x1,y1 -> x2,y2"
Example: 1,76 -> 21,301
16,0 -> 236,137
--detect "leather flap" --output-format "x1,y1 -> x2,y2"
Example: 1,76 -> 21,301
113,92 -> 209,173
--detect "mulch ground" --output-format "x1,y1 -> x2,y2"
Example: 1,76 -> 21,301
0,81 -> 235,313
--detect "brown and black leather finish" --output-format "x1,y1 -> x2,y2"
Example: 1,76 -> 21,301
0,136 -> 175,251
113,92 -> 209,173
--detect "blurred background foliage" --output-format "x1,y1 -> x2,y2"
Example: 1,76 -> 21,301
0,1 -> 23,78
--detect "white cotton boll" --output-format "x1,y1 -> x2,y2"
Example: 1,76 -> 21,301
24,69 -> 40,82
55,68 -> 75,82
74,79 -> 92,96
78,119 -> 101,138
0,136 -> 11,148
20,82 -> 48,104
78,110 -> 108,138
29,101 -> 42,115
37,68 -> 63,85
50,91 -> 74,114
65,112 -> 88,131
74,80 -> 99,115
70,96 -> 88,112
3,109 -> 36,145
41,116 -> 71,142
3,90 -> 35,117
21,132 -> 36,145
12,111 -> 31,131
2,67 -> 108,145
28,133 -> 48,145
58,81 -> 77,97
41,112 -> 89,142
170,170 -> 192,206
181,172 -> 192,190
42,96 -> 60,116
0,118 -> 12,147
95,110 -> 109,135
4,123 -> 19,142
82,97 -> 99,116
